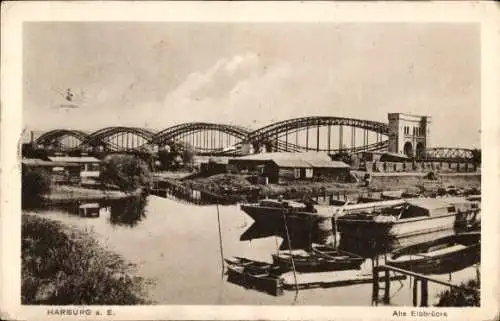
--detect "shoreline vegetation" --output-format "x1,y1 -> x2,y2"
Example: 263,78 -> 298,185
436,278 -> 480,307
22,214 -> 152,305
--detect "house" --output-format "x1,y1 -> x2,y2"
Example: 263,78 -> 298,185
229,152 -> 350,184
22,158 -> 81,184
48,156 -> 101,183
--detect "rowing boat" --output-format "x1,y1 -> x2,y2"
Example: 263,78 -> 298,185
224,257 -> 284,296
271,244 -> 365,273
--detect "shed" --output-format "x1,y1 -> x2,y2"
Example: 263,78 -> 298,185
48,156 -> 101,181
22,158 -> 81,184
259,156 -> 350,184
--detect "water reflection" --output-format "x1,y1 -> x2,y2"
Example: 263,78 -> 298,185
108,194 -> 148,227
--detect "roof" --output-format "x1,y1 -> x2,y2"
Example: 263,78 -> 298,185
405,198 -> 453,210
271,159 -> 311,168
22,158 -> 80,167
232,152 -> 350,169
306,159 -> 350,168
48,156 -> 101,163
234,152 -> 332,162
79,203 -> 100,208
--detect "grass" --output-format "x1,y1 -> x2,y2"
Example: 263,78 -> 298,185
22,214 -> 152,305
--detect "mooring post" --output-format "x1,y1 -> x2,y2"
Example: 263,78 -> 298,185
420,279 -> 428,307
372,265 -> 379,305
412,278 -> 418,307
383,269 -> 391,304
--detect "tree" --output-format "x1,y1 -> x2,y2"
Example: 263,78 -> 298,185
471,149 -> 481,166
22,166 -> 51,208
100,154 -> 151,192
157,141 -> 195,170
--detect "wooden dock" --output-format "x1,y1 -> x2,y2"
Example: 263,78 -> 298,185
372,264 -> 480,306
281,270 -> 406,290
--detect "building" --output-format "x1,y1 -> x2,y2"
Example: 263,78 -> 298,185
388,113 -> 431,159
22,158 -> 81,184
200,158 -> 229,176
229,152 -> 350,184
48,156 -> 101,183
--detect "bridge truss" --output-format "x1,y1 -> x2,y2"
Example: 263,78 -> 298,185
31,117 -> 475,161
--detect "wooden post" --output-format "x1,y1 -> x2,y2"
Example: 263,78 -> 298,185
412,278 -> 418,307
216,204 -> 225,279
372,266 -> 379,305
383,269 -> 391,304
420,279 -> 428,306
282,210 -> 299,296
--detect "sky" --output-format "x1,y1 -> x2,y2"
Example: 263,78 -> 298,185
23,22 -> 480,148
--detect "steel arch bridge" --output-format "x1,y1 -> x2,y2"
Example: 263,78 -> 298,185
31,116 -> 475,161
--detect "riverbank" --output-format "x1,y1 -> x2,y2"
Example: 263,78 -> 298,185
41,185 -> 143,205
179,172 -> 481,201
21,214 -> 151,304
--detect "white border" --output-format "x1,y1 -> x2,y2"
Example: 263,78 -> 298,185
1,1 -> 499,320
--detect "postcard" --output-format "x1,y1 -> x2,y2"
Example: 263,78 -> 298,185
1,1 -> 499,320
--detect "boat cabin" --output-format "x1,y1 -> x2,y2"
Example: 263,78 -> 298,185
398,199 -> 458,219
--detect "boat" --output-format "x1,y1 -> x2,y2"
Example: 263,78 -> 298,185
271,244 -> 365,273
239,198 -> 406,247
224,257 -> 284,296
336,197 -> 481,250
386,232 -> 480,275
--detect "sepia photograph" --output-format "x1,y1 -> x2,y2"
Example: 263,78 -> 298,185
2,2 -> 499,320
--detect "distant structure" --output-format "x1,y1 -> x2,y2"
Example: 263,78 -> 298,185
388,113 -> 431,159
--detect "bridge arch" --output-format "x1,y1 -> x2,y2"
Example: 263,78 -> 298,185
84,127 -> 157,152
35,129 -> 89,150
246,116 -> 390,153
152,123 -> 250,154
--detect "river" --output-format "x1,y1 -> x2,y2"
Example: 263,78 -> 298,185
29,195 -> 478,306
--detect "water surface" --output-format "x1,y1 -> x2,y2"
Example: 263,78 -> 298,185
31,195 -> 477,305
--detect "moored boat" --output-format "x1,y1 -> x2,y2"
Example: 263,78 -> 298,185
336,197 -> 481,251
386,232 -> 480,275
224,257 -> 284,296
271,244 -> 364,273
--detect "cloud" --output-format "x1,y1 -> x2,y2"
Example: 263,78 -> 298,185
150,52 -> 345,129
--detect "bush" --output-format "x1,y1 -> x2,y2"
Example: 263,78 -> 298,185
22,167 -> 51,209
436,278 -> 480,307
100,155 -> 151,192
22,214 -> 150,304
157,141 -> 195,170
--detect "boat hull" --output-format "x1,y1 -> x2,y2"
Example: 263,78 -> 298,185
224,257 -> 284,296
271,247 -> 365,273
336,212 -> 475,255
386,232 -> 480,275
